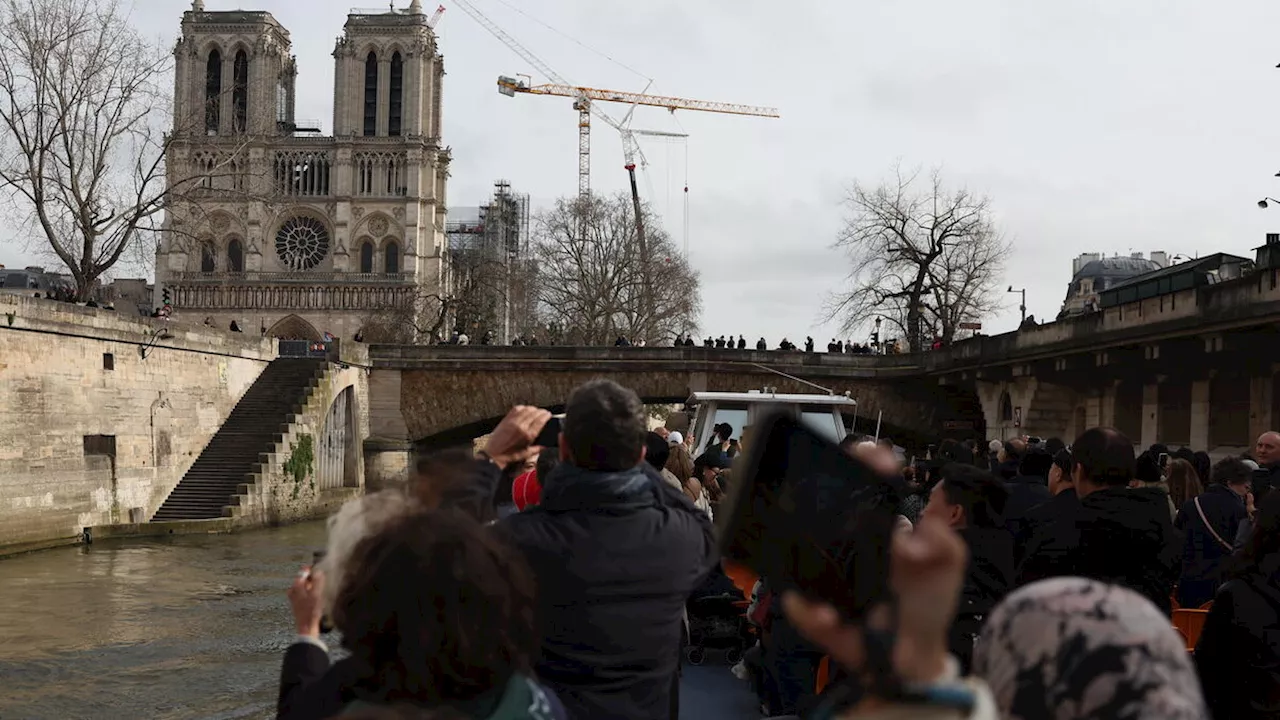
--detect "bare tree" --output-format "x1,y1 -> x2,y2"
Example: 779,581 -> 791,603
0,0 -> 246,299
827,165 -> 1009,351
533,192 -> 700,346
359,250 -> 538,345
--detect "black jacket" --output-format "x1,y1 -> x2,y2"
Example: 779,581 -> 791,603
1175,484 -> 1248,607
950,526 -> 1015,672
495,462 -> 718,720
1195,556 -> 1280,720
995,459 -> 1020,481
1012,489 -> 1078,567
1017,486 -> 1181,615
1002,475 -> 1051,553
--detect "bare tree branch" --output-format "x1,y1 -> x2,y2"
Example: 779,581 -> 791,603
0,0 -> 256,297
825,164 -> 1008,351
533,192 -> 700,346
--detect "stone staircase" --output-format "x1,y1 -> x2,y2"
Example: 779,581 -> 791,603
151,358 -> 328,521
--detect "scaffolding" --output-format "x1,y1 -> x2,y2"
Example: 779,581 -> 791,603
445,180 -> 532,344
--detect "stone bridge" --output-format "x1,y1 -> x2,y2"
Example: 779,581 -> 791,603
360,259 -> 1280,486
361,346 -> 983,487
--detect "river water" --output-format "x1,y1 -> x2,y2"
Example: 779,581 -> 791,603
0,522 -> 328,720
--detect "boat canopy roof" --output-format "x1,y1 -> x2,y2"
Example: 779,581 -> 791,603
685,391 -> 857,407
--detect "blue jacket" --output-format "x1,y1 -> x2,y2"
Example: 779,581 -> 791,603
1176,484 -> 1248,601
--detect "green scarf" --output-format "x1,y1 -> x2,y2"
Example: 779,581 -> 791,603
341,673 -> 557,720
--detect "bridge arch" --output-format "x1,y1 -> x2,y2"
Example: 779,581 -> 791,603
317,386 -> 360,489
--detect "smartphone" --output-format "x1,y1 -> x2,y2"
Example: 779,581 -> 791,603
534,415 -> 563,449
312,551 -> 334,634
1158,453 -> 1170,468
717,411 -> 899,622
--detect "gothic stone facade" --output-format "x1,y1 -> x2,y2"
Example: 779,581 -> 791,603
154,2 -> 449,341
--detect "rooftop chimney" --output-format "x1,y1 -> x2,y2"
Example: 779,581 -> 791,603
1267,233 -> 1280,246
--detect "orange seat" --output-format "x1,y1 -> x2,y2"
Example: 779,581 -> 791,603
816,655 -> 831,694
1173,626 -> 1190,652
1198,600 -> 1214,610
723,559 -> 760,600
1170,594 -> 1181,610
1172,609 -> 1209,650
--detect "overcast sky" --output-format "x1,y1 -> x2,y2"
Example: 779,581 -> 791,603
4,0 -> 1280,342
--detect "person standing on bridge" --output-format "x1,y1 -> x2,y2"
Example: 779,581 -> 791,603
483,382 -> 717,720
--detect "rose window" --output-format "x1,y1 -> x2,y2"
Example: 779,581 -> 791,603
274,216 -> 330,270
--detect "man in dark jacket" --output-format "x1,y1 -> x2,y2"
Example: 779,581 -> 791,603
995,438 -> 1025,480
1017,427 -> 1181,616
493,380 -> 718,720
1013,449 -> 1078,566
1002,446 -> 1052,552
1253,431 -> 1280,503
920,463 -> 1014,672
1174,457 -> 1251,608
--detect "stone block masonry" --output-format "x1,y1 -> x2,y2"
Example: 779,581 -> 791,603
0,294 -> 276,555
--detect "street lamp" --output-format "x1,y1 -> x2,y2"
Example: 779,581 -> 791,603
873,316 -> 882,354
1008,286 -> 1026,324
1258,197 -> 1280,209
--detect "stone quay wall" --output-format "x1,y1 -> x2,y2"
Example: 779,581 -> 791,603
0,294 -> 276,555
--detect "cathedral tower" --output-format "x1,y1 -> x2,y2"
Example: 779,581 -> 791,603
155,1 -> 450,343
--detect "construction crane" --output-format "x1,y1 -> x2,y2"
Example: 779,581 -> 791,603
498,77 -> 779,214
427,4 -> 445,27
498,78 -> 778,328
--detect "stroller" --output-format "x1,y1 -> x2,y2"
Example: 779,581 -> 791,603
684,565 -> 752,665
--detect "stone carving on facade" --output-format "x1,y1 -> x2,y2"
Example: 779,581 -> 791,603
368,215 -> 389,236
352,206 -> 365,219
210,212 -> 231,232
326,201 -> 337,217
392,206 -> 405,220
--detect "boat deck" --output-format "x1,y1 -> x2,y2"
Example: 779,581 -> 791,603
679,662 -> 763,719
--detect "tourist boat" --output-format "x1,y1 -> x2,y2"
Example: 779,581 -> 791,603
684,389 -> 858,447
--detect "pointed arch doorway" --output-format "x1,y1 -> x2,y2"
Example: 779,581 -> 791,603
266,314 -> 322,341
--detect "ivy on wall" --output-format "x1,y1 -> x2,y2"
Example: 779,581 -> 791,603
283,434 -> 314,499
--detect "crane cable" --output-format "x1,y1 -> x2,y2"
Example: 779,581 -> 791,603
484,0 -> 651,83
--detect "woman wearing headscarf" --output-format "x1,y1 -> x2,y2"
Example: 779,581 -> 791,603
973,577 -> 1209,720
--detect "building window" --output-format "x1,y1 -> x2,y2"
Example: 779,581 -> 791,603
83,434 -> 117,457
205,49 -> 222,134
232,50 -> 249,133
389,52 -> 404,137
274,216 -> 331,271
200,242 -> 216,273
363,52 -> 378,137
277,78 -> 288,127
353,151 -> 407,197
359,241 -> 374,273
103,353 -> 114,371
227,238 -> 244,272
384,241 -> 400,274
273,150 -> 332,197
998,391 -> 1013,423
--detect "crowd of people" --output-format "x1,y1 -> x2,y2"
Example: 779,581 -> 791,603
274,378 -> 1280,719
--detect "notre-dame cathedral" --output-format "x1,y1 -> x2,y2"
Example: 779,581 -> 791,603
154,0 -> 449,341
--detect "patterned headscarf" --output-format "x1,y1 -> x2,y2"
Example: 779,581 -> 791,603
973,577 -> 1209,720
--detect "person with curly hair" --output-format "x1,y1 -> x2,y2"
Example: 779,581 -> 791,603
278,507 -> 567,720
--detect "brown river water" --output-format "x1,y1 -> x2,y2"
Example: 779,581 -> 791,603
0,522 -> 328,720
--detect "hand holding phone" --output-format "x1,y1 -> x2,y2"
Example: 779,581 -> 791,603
717,411 -> 902,623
